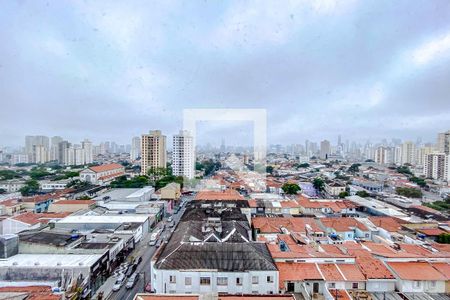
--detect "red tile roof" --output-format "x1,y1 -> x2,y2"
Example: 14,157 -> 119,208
252,217 -> 322,234
194,190 -> 245,201
368,217 -> 403,232
88,163 -> 124,173
328,289 -> 351,300
0,286 -> 60,300
336,264 -> 366,281
12,212 -> 71,225
387,262 -> 447,281
320,218 -> 368,232
53,199 -> 96,205
430,263 -> 450,280
276,262 -> 322,288
318,264 -> 345,281
354,256 -> 395,279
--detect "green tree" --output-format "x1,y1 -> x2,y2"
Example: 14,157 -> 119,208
0,188 -> 6,194
147,167 -> 169,184
409,176 -> 427,187
155,175 -> 184,190
29,167 -> 51,180
19,179 -> 40,196
339,191 -> 349,198
313,178 -> 325,191
0,170 -> 20,180
396,165 -> 413,176
266,166 -> 274,175
348,163 -> 361,173
356,190 -> 370,197
281,183 -> 301,195
396,187 -> 422,198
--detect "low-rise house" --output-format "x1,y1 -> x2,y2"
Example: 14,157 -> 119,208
40,179 -> 71,191
297,197 -> 357,217
79,163 -> 125,185
160,182 -> 181,200
319,218 -> 371,242
1,212 -> 71,234
352,179 -> 383,193
386,262 -> 448,293
151,205 -> 279,295
0,198 -> 25,215
0,179 -> 25,193
324,181 -> 346,197
48,199 -> 96,213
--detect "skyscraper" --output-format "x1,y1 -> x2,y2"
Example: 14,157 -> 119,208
172,130 -> 195,179
437,130 -> 450,155
141,130 -> 167,175
400,141 -> 416,165
130,136 -> 141,161
424,153 -> 448,180
82,139 -> 93,164
320,140 -> 331,159
50,136 -> 63,161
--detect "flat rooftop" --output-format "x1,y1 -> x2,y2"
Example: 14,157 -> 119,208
0,254 -> 102,268
56,214 -> 149,224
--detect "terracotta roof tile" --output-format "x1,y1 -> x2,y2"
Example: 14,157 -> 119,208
387,262 -> 447,281
276,262 -> 322,288
88,163 -> 124,173
194,190 -> 244,201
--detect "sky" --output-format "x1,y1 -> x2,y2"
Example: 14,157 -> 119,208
1,0 -> 450,147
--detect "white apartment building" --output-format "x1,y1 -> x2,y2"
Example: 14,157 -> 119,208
82,139 -> 93,164
130,136 -> 141,161
50,136 -> 63,161
437,130 -> 450,155
423,153 -> 449,181
172,130 -> 195,179
374,146 -> 392,165
400,141 -> 416,165
32,144 -> 49,164
141,130 -> 167,175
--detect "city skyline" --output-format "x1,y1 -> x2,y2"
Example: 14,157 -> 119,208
1,1 -> 450,146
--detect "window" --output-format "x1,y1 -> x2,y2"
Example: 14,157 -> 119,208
252,276 -> 259,284
430,281 -> 436,287
185,277 -> 192,286
413,281 -> 421,288
200,277 -> 211,285
217,277 -> 228,286
267,276 -> 274,283
236,277 -> 242,286
328,282 -> 336,288
169,275 -> 176,283
352,282 -> 358,289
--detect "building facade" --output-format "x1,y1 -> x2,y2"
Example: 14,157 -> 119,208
172,130 -> 195,179
141,130 -> 167,175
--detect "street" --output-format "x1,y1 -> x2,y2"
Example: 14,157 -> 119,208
106,196 -> 190,300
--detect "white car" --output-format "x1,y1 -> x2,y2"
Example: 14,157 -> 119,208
126,273 -> 138,289
168,216 -> 173,222
112,274 -> 125,291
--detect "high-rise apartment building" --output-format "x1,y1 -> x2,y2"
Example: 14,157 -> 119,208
81,139 -> 93,164
141,130 -> 167,175
130,136 -> 141,161
400,141 -> 416,165
437,130 -> 450,155
25,135 -> 50,163
172,130 -> 195,179
375,146 -> 392,165
423,153 -> 448,180
50,136 -> 63,161
320,140 -> 331,159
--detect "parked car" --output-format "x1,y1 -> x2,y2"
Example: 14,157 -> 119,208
126,264 -> 137,277
144,282 -> 152,293
149,239 -> 157,246
168,221 -> 175,228
126,273 -> 139,289
136,256 -> 142,265
112,274 -> 125,291
167,216 -> 173,222
155,239 -> 162,248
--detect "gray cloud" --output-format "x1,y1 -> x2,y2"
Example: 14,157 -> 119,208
0,0 -> 449,147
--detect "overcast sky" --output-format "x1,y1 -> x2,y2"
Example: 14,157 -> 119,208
1,0 -> 450,147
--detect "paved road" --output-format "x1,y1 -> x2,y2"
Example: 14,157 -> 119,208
108,196 -> 190,300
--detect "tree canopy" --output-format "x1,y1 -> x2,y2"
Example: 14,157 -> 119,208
281,183 -> 301,195
313,178 -> 325,191
396,187 -> 422,198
